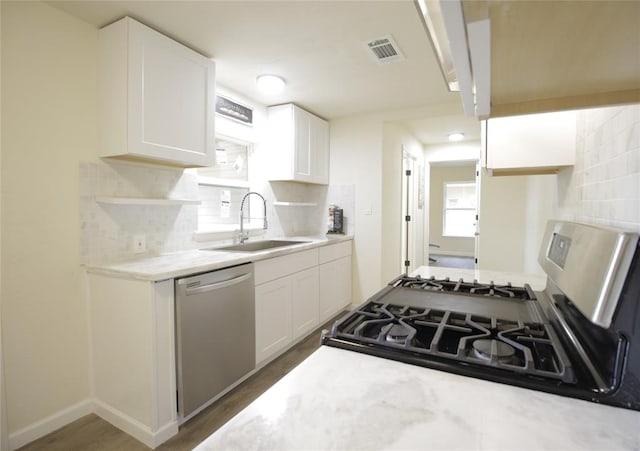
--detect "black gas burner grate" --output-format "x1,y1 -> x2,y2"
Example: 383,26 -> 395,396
391,275 -> 537,300
334,301 -> 574,383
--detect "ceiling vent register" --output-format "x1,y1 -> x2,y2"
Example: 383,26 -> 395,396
366,36 -> 405,64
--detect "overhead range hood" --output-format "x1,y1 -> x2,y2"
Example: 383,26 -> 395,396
416,0 -> 491,119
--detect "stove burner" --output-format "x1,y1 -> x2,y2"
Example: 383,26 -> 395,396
386,323 -> 410,344
472,339 -> 516,363
392,276 -> 536,300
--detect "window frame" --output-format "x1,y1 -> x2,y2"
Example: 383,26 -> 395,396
442,180 -> 477,238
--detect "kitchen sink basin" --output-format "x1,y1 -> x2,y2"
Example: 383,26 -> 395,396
205,240 -> 311,253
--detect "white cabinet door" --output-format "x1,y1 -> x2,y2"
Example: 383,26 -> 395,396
319,255 -> 352,322
266,104 -> 329,185
99,17 -> 215,167
309,114 -> 329,185
294,107 -> 312,182
484,110 -> 576,173
255,277 -> 292,365
291,267 -> 319,340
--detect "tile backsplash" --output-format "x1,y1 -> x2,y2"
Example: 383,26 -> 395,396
80,160 -> 355,264
79,161 -> 200,263
557,103 -> 640,232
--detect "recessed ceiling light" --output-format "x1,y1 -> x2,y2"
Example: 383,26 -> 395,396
256,74 -> 285,94
448,132 -> 464,142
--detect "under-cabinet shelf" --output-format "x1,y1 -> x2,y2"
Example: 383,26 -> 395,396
95,196 -> 201,206
196,176 -> 250,189
273,201 -> 318,207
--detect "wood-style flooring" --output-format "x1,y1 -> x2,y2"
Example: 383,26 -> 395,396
19,316 -> 342,451
429,255 -> 475,269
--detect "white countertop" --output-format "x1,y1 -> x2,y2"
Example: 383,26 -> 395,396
195,346 -> 640,451
411,265 -> 548,291
84,235 -> 353,281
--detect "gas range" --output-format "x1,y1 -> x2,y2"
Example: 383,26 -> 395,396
322,221 -> 640,411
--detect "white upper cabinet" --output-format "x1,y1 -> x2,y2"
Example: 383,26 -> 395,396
266,104 -> 329,184
99,17 -> 216,167
482,110 -> 576,175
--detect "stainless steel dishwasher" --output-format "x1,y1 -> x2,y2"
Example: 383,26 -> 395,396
175,263 -> 255,421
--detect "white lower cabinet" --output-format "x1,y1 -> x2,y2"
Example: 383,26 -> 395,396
255,266 -> 320,364
319,256 -> 352,322
254,241 -> 351,366
255,277 -> 293,364
87,274 -> 178,448
291,267 -> 320,340
319,240 -> 353,322
254,249 -> 319,365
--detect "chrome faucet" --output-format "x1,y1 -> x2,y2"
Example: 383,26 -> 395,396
239,191 -> 268,244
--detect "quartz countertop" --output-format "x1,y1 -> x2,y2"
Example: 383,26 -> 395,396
195,346 -> 640,451
84,235 -> 353,281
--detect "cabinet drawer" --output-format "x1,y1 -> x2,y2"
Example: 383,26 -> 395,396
255,249 -> 318,285
319,241 -> 352,265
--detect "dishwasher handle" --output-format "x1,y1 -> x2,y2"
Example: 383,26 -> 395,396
182,272 -> 252,296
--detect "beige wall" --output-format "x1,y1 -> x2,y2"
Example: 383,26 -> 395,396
477,174 -> 528,272
330,103 -> 461,302
330,116 -> 383,303
1,2 -> 7,448
1,1 -> 97,441
428,164 -> 476,256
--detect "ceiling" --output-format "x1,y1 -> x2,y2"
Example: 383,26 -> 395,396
47,0 -> 475,146
44,0 -> 640,147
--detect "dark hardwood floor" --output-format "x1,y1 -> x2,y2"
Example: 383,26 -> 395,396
19,316 -> 342,451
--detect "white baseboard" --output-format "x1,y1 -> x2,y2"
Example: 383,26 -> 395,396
93,399 -> 178,449
429,250 -> 475,258
9,399 -> 178,450
9,399 -> 93,450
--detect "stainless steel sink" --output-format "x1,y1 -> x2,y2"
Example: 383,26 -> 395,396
204,240 -> 311,253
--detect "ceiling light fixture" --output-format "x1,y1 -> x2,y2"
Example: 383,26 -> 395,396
256,74 -> 285,94
448,132 -> 465,142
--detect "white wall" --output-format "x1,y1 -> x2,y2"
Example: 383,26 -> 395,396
425,142 -> 480,163
1,1 -> 96,445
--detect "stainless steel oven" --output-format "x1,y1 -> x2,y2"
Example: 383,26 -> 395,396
322,220 -> 640,411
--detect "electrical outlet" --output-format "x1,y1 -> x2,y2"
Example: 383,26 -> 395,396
133,234 -> 147,253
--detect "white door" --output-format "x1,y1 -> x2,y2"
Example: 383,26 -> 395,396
474,161 -> 482,269
401,152 -> 422,274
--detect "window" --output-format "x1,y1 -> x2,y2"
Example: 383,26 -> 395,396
443,181 -> 476,237
193,138 -> 251,232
